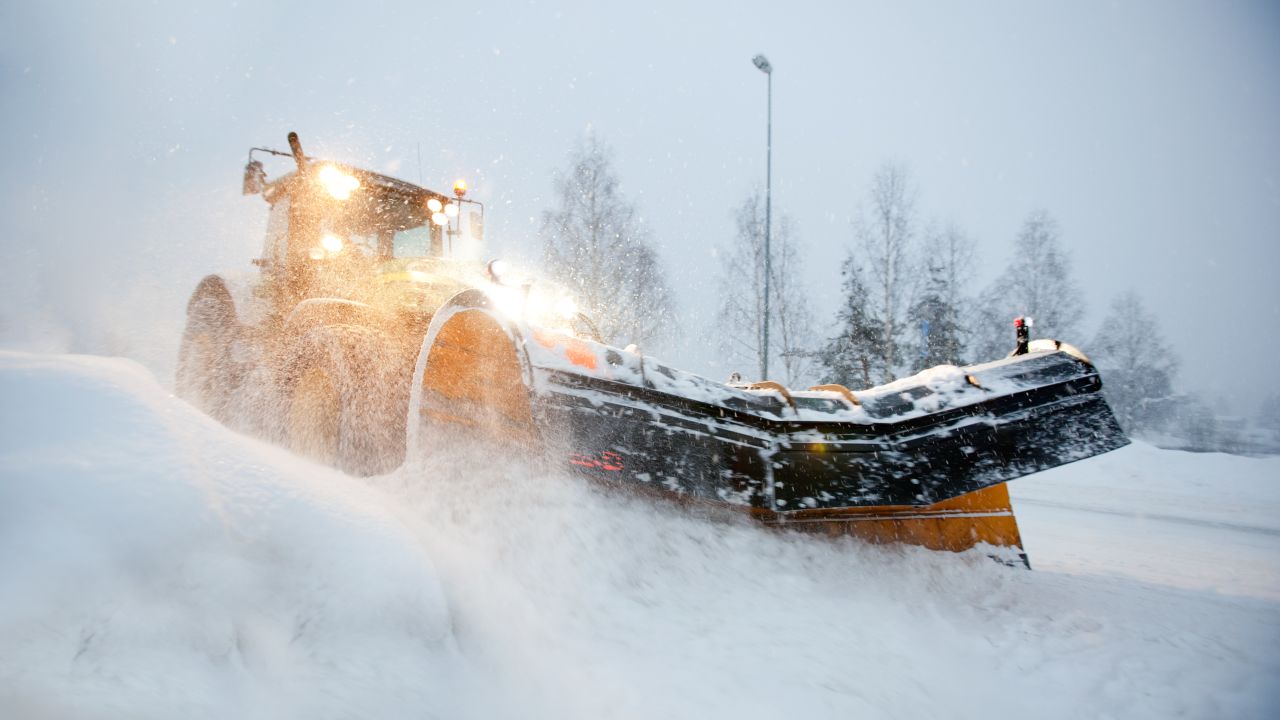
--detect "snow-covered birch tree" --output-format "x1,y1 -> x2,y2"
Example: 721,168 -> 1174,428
972,209 -> 1085,359
854,162 -> 917,382
540,134 -> 674,348
1091,290 -> 1179,434
714,190 -> 815,385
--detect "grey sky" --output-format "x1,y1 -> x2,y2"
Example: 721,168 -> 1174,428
1,1 -> 1276,412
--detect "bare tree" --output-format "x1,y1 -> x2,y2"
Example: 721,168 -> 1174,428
714,190 -> 815,385
973,209 -> 1085,358
906,221 -> 978,368
968,289 -> 1014,361
854,162 -> 917,382
1091,290 -> 1179,435
540,134 -> 674,347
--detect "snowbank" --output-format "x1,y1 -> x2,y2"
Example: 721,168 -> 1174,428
0,352 -> 461,719
1,351 -> 1277,719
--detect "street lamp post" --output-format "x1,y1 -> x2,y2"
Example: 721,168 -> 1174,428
752,53 -> 773,380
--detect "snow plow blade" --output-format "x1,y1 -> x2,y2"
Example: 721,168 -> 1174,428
413,295 -> 1129,559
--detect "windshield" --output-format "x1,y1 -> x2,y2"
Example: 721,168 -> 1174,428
318,187 -> 438,260
324,224 -> 433,260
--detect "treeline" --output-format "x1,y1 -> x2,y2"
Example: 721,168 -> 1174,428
707,160 -> 1232,445
534,136 -> 1257,451
710,162 -> 1098,386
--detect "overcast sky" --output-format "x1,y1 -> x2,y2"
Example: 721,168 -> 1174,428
1,0 -> 1276,413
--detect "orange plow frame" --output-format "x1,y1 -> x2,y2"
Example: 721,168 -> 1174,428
758,484 -> 1024,556
415,305 -> 1028,560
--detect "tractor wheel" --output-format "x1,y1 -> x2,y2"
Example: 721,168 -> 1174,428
282,324 -> 410,476
176,278 -> 241,423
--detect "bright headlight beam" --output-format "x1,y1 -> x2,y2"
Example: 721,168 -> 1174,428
317,165 -> 360,200
321,233 -> 344,252
488,285 -> 525,320
486,259 -> 510,284
556,296 -> 578,317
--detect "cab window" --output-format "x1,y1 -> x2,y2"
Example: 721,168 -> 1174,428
392,225 -> 431,257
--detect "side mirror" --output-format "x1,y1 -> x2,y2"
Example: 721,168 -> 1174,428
242,159 -> 266,195
469,210 -> 484,243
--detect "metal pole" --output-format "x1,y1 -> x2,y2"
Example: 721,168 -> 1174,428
762,69 -> 772,380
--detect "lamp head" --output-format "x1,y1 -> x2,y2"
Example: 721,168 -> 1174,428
752,54 -> 772,74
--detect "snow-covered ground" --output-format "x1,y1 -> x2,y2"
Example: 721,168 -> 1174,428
1012,441 -> 1280,602
2,351 -> 1277,719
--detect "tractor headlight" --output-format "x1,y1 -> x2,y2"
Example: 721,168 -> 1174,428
317,165 -> 360,200
486,259 -> 511,285
555,296 -> 578,318
321,233 -> 344,253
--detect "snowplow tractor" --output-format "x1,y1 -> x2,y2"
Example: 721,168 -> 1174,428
180,133 -> 1129,563
409,294 -> 1129,562
177,133 -> 484,475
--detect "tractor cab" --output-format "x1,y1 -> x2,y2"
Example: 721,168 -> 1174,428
242,134 -> 483,312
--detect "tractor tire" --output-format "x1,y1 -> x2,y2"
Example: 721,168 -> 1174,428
176,277 -> 241,423
282,324 -> 410,476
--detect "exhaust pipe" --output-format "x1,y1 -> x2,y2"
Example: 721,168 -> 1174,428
287,132 -> 308,172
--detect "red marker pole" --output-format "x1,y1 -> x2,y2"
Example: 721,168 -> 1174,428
1013,317 -> 1031,356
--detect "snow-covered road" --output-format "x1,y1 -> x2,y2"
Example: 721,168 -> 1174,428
1012,441 -> 1280,602
2,351 -> 1277,719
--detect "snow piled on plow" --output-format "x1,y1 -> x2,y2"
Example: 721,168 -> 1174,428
2,351 -> 1278,719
